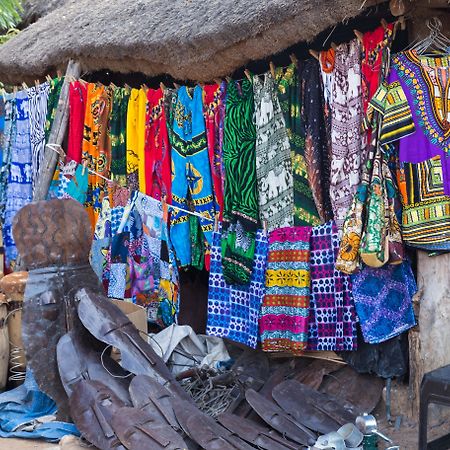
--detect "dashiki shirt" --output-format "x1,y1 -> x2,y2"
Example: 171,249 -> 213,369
308,221 -> 357,351
222,79 -> 259,285
390,51 -> 450,249
207,225 -> 268,349
275,64 -> 321,227
330,40 -> 364,230
253,73 -> 294,231
260,226 -> 311,355
351,261 -> 416,344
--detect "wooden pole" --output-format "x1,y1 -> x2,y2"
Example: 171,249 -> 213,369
33,59 -> 81,201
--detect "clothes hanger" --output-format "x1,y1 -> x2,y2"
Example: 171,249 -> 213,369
409,18 -> 450,56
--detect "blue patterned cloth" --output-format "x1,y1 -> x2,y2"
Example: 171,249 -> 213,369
206,225 -> 268,348
3,91 -> 33,268
351,261 -> 417,344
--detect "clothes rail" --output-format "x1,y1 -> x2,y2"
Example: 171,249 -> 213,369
45,143 -> 214,222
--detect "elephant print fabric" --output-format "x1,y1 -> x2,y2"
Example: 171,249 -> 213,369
3,90 -> 33,269
330,39 -> 364,230
253,74 -> 294,232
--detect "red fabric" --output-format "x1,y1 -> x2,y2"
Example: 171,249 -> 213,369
145,88 -> 172,203
203,84 -> 224,219
67,81 -> 87,163
361,23 -> 395,113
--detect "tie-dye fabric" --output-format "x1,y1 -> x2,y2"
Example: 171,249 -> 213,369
351,261 -> 417,344
308,221 -> 357,351
260,226 -> 311,355
207,225 -> 268,348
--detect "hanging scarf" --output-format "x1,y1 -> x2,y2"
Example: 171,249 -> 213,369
67,81 -> 87,164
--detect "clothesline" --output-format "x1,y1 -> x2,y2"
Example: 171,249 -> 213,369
46,143 -> 215,222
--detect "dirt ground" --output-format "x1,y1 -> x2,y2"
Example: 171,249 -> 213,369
0,417 -> 449,449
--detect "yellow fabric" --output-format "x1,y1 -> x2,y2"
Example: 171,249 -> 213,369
137,88 -> 147,193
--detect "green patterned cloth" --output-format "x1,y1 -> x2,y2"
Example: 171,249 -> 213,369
222,78 -> 258,285
110,87 -> 130,186
44,77 -> 63,142
275,64 -> 321,226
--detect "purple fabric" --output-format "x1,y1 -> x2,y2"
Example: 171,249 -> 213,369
389,54 -> 450,195
307,221 -> 357,351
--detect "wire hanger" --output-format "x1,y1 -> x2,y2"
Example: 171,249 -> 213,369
408,18 -> 450,56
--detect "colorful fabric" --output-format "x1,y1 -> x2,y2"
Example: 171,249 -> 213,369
351,261 -> 417,344
361,24 -> 395,114
67,81 -> 87,164
3,91 -> 33,268
222,79 -> 259,285
301,59 -> 333,223
207,225 -> 268,349
330,40 -> 364,230
126,88 -> 146,192
308,220 -> 357,351
203,83 -> 226,218
0,94 -> 14,221
82,83 -> 113,227
44,77 -> 63,142
110,87 -> 130,185
253,73 -> 294,231
170,85 -> 215,267
63,163 -> 88,204
26,82 -> 50,193
145,88 -> 172,202
260,226 -> 311,355
275,64 -> 321,226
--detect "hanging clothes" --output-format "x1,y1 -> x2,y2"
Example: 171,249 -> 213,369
308,221 -> 357,351
44,77 -> 63,142
330,40 -> 364,230
222,78 -> 259,285
163,87 -> 177,148
126,88 -> 146,192
301,59 -> 333,222
67,81 -> 87,164
389,51 -> 450,249
170,85 -> 215,267
26,82 -> 50,193
361,24 -> 395,114
207,225 -> 268,349
203,83 -> 226,218
82,83 -> 113,228
253,73 -> 294,231
260,226 -> 312,355
275,64 -> 321,227
110,87 -> 130,186
3,91 -> 32,269
351,261 -> 416,344
145,88 -> 172,202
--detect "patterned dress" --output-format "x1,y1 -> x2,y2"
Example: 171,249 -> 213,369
275,64 -> 321,227
203,83 -> 226,218
67,81 -> 87,164
253,73 -> 294,231
308,221 -> 357,351
260,226 -> 312,355
207,225 -> 268,348
145,88 -> 171,202
170,85 -> 215,267
222,79 -> 259,285
110,87 -> 130,186
26,82 -> 50,193
330,40 -> 364,230
82,83 -> 113,228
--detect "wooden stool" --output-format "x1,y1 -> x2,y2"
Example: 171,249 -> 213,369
419,365 -> 450,449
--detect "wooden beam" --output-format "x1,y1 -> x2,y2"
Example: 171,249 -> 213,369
33,59 -> 81,201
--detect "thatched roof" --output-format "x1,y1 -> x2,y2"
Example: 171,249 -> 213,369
20,0 -> 67,25
0,0 -> 384,84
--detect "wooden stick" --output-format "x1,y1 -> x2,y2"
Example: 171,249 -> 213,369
244,69 -> 252,81
33,60 -> 81,201
309,49 -> 320,60
269,61 -> 276,78
289,53 -> 298,66
354,29 -> 364,44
